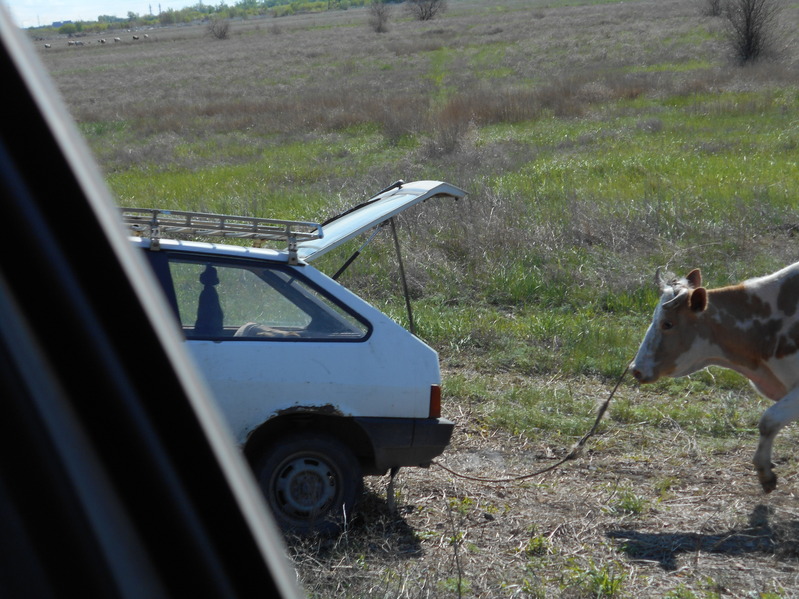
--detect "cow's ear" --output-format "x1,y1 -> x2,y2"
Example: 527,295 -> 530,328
686,269 -> 702,288
689,287 -> 707,312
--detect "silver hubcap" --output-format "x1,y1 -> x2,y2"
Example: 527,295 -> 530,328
274,456 -> 337,519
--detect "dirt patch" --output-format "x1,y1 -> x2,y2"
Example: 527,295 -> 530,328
290,376 -> 799,598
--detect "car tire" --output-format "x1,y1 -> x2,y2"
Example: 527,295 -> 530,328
252,433 -> 363,536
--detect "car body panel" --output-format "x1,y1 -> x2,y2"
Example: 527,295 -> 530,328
187,326 -> 440,444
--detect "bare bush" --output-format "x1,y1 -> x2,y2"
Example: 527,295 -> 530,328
405,0 -> 447,21
702,0 -> 723,16
368,0 -> 392,33
207,17 -> 230,40
725,0 -> 782,62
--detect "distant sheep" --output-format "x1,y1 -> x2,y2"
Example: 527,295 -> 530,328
44,43 -> 51,48
132,35 -> 139,40
114,37 -> 121,42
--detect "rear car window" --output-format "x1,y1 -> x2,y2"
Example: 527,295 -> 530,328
166,256 -> 370,341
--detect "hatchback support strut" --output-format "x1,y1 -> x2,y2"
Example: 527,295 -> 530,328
330,218 -> 415,336
390,218 -> 415,336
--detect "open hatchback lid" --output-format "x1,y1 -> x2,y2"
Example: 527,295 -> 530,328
296,180 -> 466,263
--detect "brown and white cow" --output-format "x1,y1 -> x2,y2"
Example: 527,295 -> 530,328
631,263 -> 799,493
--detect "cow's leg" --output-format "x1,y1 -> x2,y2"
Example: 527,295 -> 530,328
754,387 -> 799,493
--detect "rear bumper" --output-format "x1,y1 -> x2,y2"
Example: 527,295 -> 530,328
355,417 -> 455,475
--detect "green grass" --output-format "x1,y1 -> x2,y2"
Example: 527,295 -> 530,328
564,558 -> 626,597
488,385 -> 601,439
491,376 -> 760,441
490,94 -> 799,213
107,129 -> 410,218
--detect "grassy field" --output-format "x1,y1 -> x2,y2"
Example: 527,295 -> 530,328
34,0 -> 799,596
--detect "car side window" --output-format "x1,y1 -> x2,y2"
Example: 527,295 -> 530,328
167,256 -> 369,341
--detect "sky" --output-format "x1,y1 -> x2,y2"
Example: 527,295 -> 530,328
2,0 -> 197,28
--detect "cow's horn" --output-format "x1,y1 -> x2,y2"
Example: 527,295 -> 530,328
663,288 -> 689,310
655,266 -> 667,290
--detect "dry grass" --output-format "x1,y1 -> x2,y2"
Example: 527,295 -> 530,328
292,375 -> 799,598
39,0 -> 798,152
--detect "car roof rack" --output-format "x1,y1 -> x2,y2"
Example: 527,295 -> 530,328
120,208 -> 324,264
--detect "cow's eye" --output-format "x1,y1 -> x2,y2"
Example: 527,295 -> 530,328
661,320 -> 673,330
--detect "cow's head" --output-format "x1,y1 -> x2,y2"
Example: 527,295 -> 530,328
631,267 -> 709,383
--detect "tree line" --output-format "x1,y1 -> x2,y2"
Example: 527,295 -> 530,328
27,0 -> 404,34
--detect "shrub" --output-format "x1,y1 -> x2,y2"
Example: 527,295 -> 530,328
368,0 -> 391,33
725,0 -> 782,63
207,17 -> 231,40
405,0 -> 447,21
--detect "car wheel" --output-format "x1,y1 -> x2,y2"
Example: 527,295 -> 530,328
253,433 -> 363,536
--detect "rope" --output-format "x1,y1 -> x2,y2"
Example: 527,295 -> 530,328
432,362 -> 631,484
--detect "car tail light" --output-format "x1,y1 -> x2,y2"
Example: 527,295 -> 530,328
429,384 -> 442,419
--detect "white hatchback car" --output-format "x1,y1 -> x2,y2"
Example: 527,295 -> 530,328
124,180 -> 465,534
